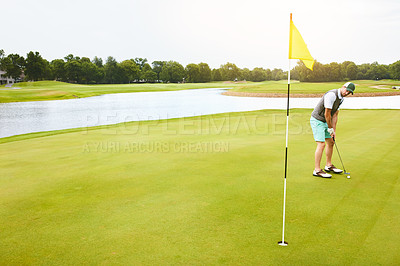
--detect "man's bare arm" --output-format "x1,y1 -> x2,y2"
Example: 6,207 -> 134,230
325,108 -> 333,128
332,110 -> 339,131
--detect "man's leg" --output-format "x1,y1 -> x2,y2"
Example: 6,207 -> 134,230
315,141 -> 326,170
325,137 -> 334,166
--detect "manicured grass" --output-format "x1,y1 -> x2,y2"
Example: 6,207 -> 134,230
229,79 -> 400,94
0,81 -> 231,103
1,80 -> 399,103
1,109 -> 400,264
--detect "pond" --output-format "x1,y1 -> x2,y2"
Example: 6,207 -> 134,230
1,88 -> 399,138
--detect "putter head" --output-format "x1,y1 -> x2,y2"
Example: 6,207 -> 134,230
344,172 -> 350,175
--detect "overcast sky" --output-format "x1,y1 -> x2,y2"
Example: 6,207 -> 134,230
1,0 -> 399,70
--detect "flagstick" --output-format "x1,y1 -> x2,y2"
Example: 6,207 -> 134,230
278,46 -> 291,247
278,12 -> 314,246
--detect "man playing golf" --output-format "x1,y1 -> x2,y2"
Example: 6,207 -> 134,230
310,82 -> 355,178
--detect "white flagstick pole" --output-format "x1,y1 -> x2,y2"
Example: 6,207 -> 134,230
278,13 -> 292,247
278,60 -> 290,247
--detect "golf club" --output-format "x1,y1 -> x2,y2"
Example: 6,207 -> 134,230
333,137 -> 350,178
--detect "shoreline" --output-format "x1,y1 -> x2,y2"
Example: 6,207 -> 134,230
222,90 -> 400,98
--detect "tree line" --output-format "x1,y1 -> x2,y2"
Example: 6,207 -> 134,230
292,60 -> 400,82
0,50 -> 286,84
1,49 -> 399,84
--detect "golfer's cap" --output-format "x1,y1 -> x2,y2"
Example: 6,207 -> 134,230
344,82 -> 355,94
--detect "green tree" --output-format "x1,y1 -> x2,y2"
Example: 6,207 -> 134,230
92,56 -> 104,68
211,69 -> 222,81
366,62 -> 389,80
65,60 -> 82,83
141,70 -> 157,82
345,62 -> 358,80
265,69 -> 272,80
271,68 -> 285,81
293,61 -> 324,82
94,66 -> 105,83
220,62 -> 240,81
250,67 -> 267,82
329,62 -> 342,81
63,54 -> 84,82
104,56 -> 124,83
43,59 -> 53,80
377,64 -> 390,79
159,61 -> 185,83
366,62 -> 379,80
357,64 -> 370,80
134,58 -> 148,70
389,60 -> 400,80
340,61 -> 352,79
152,61 -> 166,81
240,68 -> 251,81
2,54 -> 25,80
80,57 -> 99,84
64,54 -> 79,62
140,63 -> 157,82
25,51 -> 47,81
185,63 -> 200,82
290,67 -> 300,81
0,49 -> 5,70
198,63 -> 211,83
120,60 -> 140,83
51,59 -> 66,81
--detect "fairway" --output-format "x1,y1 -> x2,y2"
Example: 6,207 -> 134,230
1,80 -> 399,103
1,109 -> 400,264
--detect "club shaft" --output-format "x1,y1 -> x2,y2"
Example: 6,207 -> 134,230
333,138 -> 346,173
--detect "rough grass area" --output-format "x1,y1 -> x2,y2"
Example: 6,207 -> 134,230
1,109 -> 400,264
1,80 -> 399,102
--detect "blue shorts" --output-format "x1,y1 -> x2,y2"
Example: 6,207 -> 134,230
310,117 -> 331,142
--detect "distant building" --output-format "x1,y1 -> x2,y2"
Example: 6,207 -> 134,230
0,70 -> 15,85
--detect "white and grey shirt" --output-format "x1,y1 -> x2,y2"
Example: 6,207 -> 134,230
311,89 -> 344,122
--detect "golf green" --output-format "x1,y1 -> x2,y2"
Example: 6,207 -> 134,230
1,109 -> 399,264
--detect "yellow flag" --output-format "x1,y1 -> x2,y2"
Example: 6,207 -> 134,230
289,15 -> 314,71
